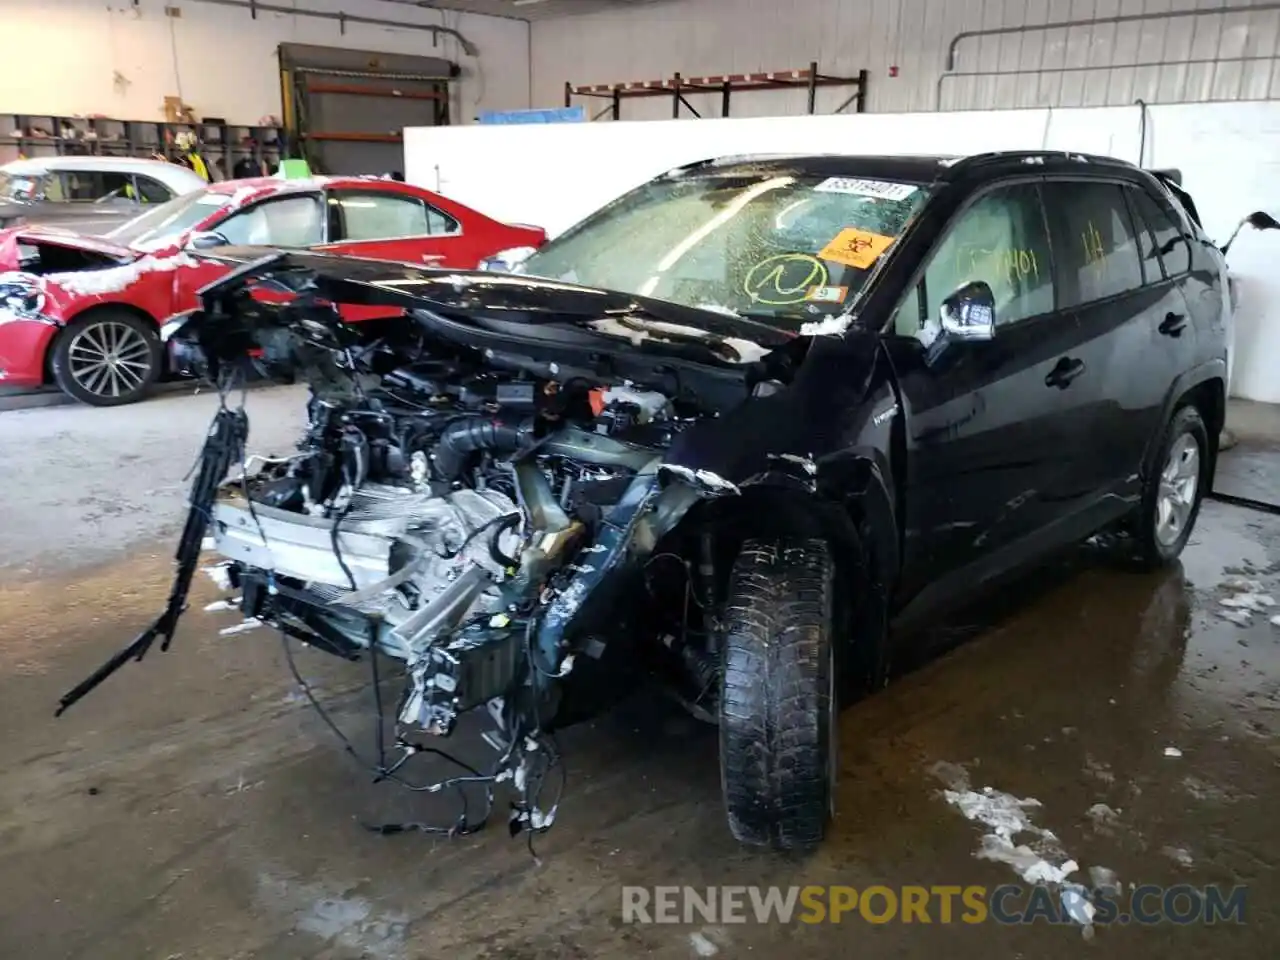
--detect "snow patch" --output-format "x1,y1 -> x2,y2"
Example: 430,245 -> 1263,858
689,932 -> 719,957
220,618 -> 263,636
941,786 -> 1080,885
586,315 -> 770,364
1162,845 -> 1194,867
660,463 -> 741,496
46,252 -> 196,297
204,563 -> 232,590
1059,884 -> 1096,926
936,764 -> 1093,927
1216,577 -> 1276,625
1087,803 -> 1119,825
798,314 -> 851,337
1089,865 -> 1119,889
1219,592 -> 1275,611
229,184 -> 265,208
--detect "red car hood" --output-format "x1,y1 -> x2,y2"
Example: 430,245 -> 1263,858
0,224 -> 136,269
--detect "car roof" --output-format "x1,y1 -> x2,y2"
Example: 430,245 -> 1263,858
667,150 -> 1150,188
202,174 -> 427,199
1,154 -> 208,192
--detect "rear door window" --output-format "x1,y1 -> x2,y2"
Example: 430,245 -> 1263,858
328,190 -> 460,241
54,171 -> 133,202
1042,181 -> 1145,307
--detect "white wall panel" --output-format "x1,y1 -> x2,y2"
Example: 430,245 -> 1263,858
0,0 -> 529,124
406,100 -> 1280,401
532,0 -> 1280,117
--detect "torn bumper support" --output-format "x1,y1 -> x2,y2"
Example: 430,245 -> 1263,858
56,407 -> 249,716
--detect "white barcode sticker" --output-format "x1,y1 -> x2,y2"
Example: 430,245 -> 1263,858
813,177 -> 918,202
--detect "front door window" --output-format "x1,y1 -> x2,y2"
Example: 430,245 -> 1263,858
920,182 -> 1055,335
216,195 -> 324,248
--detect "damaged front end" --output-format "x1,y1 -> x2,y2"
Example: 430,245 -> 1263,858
58,249 -> 776,837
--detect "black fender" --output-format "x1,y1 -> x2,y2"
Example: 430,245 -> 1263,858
697,458 -> 895,695
813,446 -> 900,592
1145,358 -> 1226,482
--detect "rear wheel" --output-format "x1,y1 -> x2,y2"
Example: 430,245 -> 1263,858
1131,404 -> 1209,568
719,538 -> 837,851
51,311 -> 161,407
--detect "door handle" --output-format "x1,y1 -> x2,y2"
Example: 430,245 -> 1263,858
421,253 -> 446,263
1045,356 -> 1085,389
1159,311 -> 1187,337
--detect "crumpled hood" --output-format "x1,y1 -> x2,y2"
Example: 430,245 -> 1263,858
192,246 -> 799,364
0,223 -> 135,269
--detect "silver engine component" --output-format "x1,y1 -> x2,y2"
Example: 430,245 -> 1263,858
212,482 -> 521,660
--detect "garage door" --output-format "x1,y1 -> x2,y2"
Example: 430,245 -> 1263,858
278,42 -> 458,176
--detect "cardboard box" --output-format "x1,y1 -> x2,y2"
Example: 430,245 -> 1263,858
162,96 -> 197,124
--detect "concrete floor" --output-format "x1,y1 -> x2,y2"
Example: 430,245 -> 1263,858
2,387 -> 1279,959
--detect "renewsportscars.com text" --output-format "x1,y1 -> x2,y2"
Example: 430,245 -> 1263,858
621,884 -> 1247,926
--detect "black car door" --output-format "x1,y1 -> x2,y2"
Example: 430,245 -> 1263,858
1124,182 -> 1206,425
1037,178 -> 1183,510
885,179 -> 1099,605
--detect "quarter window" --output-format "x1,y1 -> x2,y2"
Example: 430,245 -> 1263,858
892,283 -> 922,335
921,182 -> 1053,329
1044,181 -> 1145,306
1127,186 -> 1191,278
329,191 -> 459,241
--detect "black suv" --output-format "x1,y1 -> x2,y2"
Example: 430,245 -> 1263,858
62,151 -> 1261,854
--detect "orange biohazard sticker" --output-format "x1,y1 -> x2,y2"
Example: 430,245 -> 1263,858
818,228 -> 896,270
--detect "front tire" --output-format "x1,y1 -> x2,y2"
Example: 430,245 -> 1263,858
51,311 -> 161,407
1132,404 -> 1209,568
719,538 -> 837,852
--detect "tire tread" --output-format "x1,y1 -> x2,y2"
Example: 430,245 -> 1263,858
719,538 -> 835,851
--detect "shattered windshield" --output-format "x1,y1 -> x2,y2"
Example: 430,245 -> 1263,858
517,169 -> 929,327
106,186 -> 231,248
0,172 -> 42,203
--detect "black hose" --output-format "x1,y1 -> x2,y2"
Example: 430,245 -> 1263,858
489,512 -> 522,568
433,416 -> 535,481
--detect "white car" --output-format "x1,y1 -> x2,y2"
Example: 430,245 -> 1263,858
0,156 -> 207,235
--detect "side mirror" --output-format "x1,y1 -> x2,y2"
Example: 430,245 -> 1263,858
939,280 -> 996,341
1245,211 -> 1280,231
185,230 -> 230,251
1220,211 -> 1280,256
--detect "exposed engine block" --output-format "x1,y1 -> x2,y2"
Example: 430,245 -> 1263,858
212,481 -> 521,658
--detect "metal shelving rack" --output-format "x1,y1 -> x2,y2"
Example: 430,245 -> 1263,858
0,114 -> 287,179
565,62 -> 869,120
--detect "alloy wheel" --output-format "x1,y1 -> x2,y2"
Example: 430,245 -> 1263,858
67,321 -> 154,401
1155,432 -> 1200,548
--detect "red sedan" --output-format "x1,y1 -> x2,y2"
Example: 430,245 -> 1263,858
0,176 -> 546,405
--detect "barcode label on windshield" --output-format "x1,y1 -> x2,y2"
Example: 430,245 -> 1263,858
813,177 -> 918,202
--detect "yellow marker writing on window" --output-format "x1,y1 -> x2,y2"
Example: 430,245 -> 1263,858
819,228 -> 896,270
